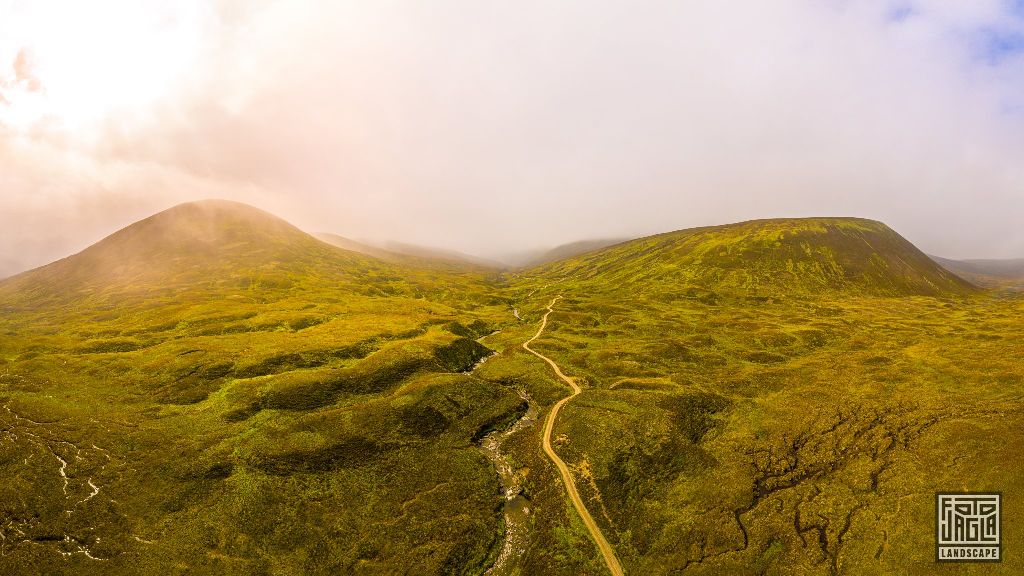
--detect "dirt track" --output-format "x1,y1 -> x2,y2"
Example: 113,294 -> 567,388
522,296 -> 625,576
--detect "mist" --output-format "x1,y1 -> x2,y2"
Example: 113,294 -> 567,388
2,0 -> 1024,278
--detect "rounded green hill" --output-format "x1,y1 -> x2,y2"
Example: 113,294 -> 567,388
532,217 -> 976,297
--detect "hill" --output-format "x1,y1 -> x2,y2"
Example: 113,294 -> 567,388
0,200 -> 523,574
504,220 -> 1021,575
315,233 -> 503,269
500,238 -> 630,268
314,232 -> 501,273
529,217 -> 977,297
313,232 -> 407,262
378,241 -> 504,269
0,200 -> 385,305
931,255 -> 1024,289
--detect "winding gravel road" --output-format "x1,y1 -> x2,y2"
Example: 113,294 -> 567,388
522,296 -> 625,576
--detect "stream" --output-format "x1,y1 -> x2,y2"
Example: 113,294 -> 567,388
478,390 -> 538,576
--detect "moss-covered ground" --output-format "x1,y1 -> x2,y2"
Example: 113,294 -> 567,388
1,211 -> 1021,575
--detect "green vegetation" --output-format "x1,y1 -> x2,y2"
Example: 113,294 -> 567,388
1,206 -> 1021,574
533,218 -> 975,297
0,201 -> 520,574
503,218 -> 1024,574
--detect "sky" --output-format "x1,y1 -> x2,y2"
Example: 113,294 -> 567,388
1,0 -> 1024,277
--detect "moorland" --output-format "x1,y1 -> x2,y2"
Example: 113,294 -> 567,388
1,201 -> 1021,575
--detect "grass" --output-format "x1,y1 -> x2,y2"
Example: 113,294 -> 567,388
0,202 -> 528,574
0,287 -> 526,574
1,207 -> 1021,574
499,217 -> 1024,574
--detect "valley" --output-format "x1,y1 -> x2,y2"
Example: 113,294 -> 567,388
1,203 -> 1021,575
523,297 -> 624,576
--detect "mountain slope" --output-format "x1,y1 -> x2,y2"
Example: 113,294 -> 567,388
313,232 -> 407,262
506,221 -> 1018,575
931,255 -> 1024,289
502,238 -> 630,268
314,232 -> 501,273
378,241 -> 504,269
0,200 -> 388,306
0,201 -> 520,574
533,238 -> 628,266
529,217 -> 977,297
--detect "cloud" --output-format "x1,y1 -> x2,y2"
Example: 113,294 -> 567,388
1,0 -> 1024,277
12,49 -> 41,91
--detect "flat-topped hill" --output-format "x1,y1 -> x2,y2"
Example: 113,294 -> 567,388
530,217 -> 976,297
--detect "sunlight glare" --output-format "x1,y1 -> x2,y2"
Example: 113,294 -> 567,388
0,0 -> 209,133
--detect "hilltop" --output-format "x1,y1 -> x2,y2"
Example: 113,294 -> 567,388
528,217 -> 976,297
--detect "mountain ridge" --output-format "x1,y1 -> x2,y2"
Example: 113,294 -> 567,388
1,205 -> 980,305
